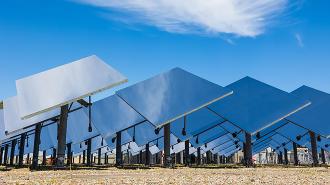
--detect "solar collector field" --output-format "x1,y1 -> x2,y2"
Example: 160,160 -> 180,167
0,56 -> 329,172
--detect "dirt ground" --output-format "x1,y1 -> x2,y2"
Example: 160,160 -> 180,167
0,166 -> 329,185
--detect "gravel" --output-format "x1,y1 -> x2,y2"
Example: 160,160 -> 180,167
0,167 -> 329,185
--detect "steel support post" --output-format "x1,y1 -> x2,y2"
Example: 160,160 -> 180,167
83,150 -> 86,164
98,148 -> 102,165
115,131 -> 122,166
52,148 -> 57,165
104,153 -> 108,164
197,147 -> 201,165
164,123 -> 171,167
279,151 -> 283,164
155,152 -> 159,164
18,133 -> 25,167
145,143 -> 150,166
244,132 -> 252,167
309,131 -> 319,166
56,105 -> 69,167
321,148 -> 326,164
139,150 -> 143,164
10,139 -> 17,165
284,148 -> 288,165
26,153 -> 30,164
32,123 -> 42,169
4,144 -> 9,165
0,147 -> 3,164
242,143 -> 246,164
293,142 -> 298,165
42,150 -> 47,165
184,140 -> 190,166
207,151 -> 212,164
86,138 -> 92,166
66,143 -> 72,166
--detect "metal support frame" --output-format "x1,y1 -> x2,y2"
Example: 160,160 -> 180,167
192,120 -> 227,138
26,153 -> 30,164
155,152 -> 159,164
42,150 -> 47,165
115,131 -> 122,166
32,123 -> 42,169
52,148 -> 57,165
293,142 -> 298,165
67,143 -> 72,166
86,138 -> 92,166
0,147 -> 3,164
164,123 -> 171,167
98,148 -> 102,165
206,151 -> 211,164
244,132 -> 252,167
284,148 -> 288,165
145,143 -> 150,166
321,148 -> 326,164
278,151 -> 282,164
197,147 -> 201,165
184,140 -> 190,166
18,133 -> 26,167
139,150 -> 143,164
10,139 -> 17,165
56,104 -> 69,167
309,131 -> 319,166
104,153 -> 108,164
4,144 -> 9,165
214,154 -> 218,164
83,150 -> 86,164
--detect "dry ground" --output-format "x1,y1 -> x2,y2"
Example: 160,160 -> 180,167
0,166 -> 329,185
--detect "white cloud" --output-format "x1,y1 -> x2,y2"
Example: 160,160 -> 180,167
295,33 -> 304,47
77,0 -> 289,37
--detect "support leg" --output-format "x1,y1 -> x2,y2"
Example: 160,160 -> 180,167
145,143 -> 150,166
4,144 -> 9,165
67,143 -> 72,166
115,132 -> 122,166
32,123 -> 42,169
83,150 -> 86,164
184,140 -> 190,166
197,147 -> 201,165
18,133 -> 26,167
309,131 -> 319,166
42,150 -> 47,165
86,139 -> 92,166
244,132 -> 252,167
321,148 -> 326,164
52,148 -> 57,165
56,105 -> 69,167
98,148 -> 101,165
284,148 -> 288,165
164,124 -> 171,168
293,142 -> 298,166
0,147 -> 3,164
10,139 -> 17,165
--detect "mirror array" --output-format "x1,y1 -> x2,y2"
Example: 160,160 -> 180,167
0,56 -> 329,170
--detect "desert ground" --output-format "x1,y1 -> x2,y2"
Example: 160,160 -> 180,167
0,166 -> 329,185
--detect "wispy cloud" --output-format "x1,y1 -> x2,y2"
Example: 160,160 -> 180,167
76,0 -> 289,37
295,33 -> 304,47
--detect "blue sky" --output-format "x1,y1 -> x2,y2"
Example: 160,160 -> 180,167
0,0 -> 329,101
